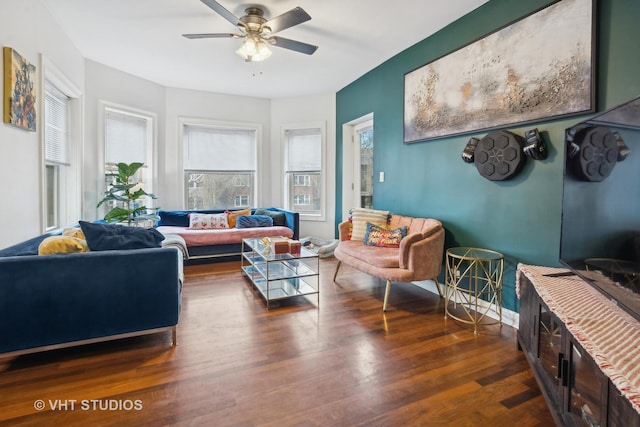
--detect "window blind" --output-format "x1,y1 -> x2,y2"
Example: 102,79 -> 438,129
44,81 -> 69,165
285,128 -> 321,172
184,125 -> 256,171
105,109 -> 148,164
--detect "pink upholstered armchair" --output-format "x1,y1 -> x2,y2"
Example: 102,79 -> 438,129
333,214 -> 445,311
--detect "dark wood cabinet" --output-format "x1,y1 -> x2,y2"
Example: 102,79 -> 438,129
517,273 -> 640,427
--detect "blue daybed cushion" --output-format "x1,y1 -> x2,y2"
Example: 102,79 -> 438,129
235,215 -> 273,229
158,210 -> 191,227
79,221 -> 165,251
253,209 -> 286,226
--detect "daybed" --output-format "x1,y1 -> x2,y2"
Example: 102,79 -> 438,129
156,207 -> 299,262
0,223 -> 182,357
333,209 -> 445,311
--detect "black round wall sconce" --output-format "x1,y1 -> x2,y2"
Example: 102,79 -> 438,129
473,130 -> 526,181
566,125 -> 629,182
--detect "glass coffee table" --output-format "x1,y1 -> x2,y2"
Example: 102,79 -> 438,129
241,237 -> 319,309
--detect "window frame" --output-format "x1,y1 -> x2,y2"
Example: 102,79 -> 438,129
180,118 -> 262,210
40,55 -> 82,232
98,101 -> 157,219
282,122 -> 326,221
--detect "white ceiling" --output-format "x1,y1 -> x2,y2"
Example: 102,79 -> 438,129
42,0 -> 488,99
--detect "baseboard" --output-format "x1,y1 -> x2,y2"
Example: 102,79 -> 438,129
412,280 -> 519,329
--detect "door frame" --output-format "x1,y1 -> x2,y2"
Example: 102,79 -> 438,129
341,113 -> 373,222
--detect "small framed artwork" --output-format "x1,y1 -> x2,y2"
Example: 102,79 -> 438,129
3,47 -> 37,132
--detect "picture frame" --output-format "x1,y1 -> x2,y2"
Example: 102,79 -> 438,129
403,0 -> 595,144
3,47 -> 37,132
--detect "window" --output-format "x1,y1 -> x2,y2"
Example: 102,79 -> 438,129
44,81 -> 70,230
355,121 -> 374,209
102,106 -> 154,215
284,126 -> 324,217
42,58 -> 82,232
235,195 -> 249,207
293,194 -> 310,206
183,123 -> 257,210
293,175 -> 310,186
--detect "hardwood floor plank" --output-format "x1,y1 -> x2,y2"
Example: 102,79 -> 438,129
0,258 -> 554,426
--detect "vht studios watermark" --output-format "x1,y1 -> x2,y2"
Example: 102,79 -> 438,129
34,399 -> 143,411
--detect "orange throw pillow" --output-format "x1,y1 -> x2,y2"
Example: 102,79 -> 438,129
227,208 -> 251,228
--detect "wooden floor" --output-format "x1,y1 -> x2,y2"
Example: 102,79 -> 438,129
0,258 -> 554,426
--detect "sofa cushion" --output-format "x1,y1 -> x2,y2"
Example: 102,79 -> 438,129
62,227 -> 86,240
227,208 -> 251,228
364,223 -> 407,248
337,240 -> 399,269
188,213 -> 229,230
350,208 -> 390,241
38,235 -> 89,255
79,221 -> 165,251
0,233 -> 55,257
253,208 -> 286,226
158,210 -> 191,227
236,215 -> 273,229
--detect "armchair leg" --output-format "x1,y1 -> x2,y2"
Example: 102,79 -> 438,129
171,327 -> 177,347
333,260 -> 341,281
383,280 -> 392,312
434,277 -> 443,298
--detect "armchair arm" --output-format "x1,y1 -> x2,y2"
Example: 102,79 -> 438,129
399,227 -> 445,280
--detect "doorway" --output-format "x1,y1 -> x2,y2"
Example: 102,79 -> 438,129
341,114 -> 374,222
354,121 -> 374,209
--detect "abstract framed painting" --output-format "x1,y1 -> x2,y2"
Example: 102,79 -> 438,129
3,47 -> 37,132
403,0 -> 595,144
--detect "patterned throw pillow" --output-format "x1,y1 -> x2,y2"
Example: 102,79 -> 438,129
363,223 -> 408,248
226,208 -> 252,228
188,213 -> 229,230
349,208 -> 390,241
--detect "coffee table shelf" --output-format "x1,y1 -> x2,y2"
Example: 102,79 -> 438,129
241,238 -> 319,308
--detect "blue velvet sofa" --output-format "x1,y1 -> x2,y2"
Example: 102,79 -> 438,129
0,231 -> 182,357
156,207 -> 299,263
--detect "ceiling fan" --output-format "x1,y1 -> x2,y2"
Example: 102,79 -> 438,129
183,0 -> 318,62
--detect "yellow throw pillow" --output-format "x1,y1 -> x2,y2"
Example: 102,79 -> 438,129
62,227 -> 86,240
227,208 -> 251,228
38,235 -> 89,255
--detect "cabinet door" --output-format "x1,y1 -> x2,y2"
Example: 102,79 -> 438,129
564,338 -> 607,427
608,381 -> 640,427
537,302 -> 564,406
517,277 -> 536,353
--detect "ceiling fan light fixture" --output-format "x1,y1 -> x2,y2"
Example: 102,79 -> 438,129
236,35 -> 272,62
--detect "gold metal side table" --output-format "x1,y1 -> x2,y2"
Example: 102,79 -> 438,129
445,247 -> 504,334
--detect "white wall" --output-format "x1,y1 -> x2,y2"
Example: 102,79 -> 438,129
271,94 -> 337,239
163,87 -> 272,210
82,60 -> 166,221
0,0 -> 84,248
0,0 -> 336,248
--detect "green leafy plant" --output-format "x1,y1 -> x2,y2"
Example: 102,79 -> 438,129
97,162 -> 158,225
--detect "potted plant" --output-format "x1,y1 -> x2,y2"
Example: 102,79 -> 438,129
97,162 -> 158,225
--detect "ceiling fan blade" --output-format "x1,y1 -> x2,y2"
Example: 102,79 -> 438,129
183,33 -> 240,39
264,7 -> 311,34
200,0 -> 242,27
270,36 -> 318,55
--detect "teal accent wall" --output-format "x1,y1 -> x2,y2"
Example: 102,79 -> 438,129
336,0 -> 640,312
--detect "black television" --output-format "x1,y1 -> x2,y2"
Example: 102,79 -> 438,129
560,95 -> 640,322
